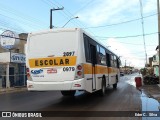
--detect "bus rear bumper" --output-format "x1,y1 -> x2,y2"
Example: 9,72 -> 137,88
27,79 -> 85,91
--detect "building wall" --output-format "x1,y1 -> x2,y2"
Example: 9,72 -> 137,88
149,57 -> 153,67
0,33 -> 27,53
154,66 -> 159,76
0,33 -> 27,87
152,48 -> 159,76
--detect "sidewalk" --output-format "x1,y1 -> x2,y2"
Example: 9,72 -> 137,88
141,84 -> 160,102
0,87 -> 27,94
135,74 -> 160,102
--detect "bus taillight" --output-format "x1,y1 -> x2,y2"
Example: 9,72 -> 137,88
75,64 -> 84,79
26,68 -> 32,81
26,68 -> 30,77
77,65 -> 82,70
77,71 -> 82,76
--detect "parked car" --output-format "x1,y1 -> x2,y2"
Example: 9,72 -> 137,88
120,72 -> 124,76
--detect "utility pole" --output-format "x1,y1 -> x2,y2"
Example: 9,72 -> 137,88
50,7 -> 64,29
157,0 -> 160,83
139,0 -> 147,66
125,60 -> 126,74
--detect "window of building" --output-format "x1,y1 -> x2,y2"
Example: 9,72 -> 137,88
153,55 -> 156,61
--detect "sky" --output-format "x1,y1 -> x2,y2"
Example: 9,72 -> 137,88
0,0 -> 158,68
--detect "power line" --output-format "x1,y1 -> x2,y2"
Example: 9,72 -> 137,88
0,27 -> 6,30
52,0 -> 95,30
132,54 -> 155,57
44,0 -> 96,35
73,0 -> 93,15
44,1 -> 75,28
41,0 -> 72,28
0,4 -> 47,30
46,0 -> 59,7
95,32 -> 157,39
130,50 -> 157,54
139,0 -> 147,65
41,0 -> 54,7
121,56 -> 146,60
0,13 -> 42,31
83,13 -> 157,29
41,0 -> 83,28
41,0 -> 52,7
0,14 -> 40,31
108,41 -> 157,46
0,20 -> 24,33
41,0 -> 97,36
47,0 -> 60,7
41,0 -> 59,8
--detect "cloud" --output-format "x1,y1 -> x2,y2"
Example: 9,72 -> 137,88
77,0 -> 157,26
143,0 -> 157,14
105,38 -> 145,68
77,0 -> 139,26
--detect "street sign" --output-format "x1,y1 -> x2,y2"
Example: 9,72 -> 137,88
0,30 -> 20,50
11,53 -> 26,63
0,52 -> 26,63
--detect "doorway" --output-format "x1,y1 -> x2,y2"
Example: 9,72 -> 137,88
9,67 -> 15,87
90,44 -> 97,90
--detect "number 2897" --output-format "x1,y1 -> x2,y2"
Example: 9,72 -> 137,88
63,51 -> 75,56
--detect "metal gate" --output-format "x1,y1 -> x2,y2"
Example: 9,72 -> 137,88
0,63 -> 27,88
0,64 -> 6,88
14,64 -> 26,87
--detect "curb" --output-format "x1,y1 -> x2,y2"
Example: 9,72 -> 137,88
0,87 -> 27,94
141,84 -> 160,102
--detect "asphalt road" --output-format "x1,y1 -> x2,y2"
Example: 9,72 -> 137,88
0,73 -> 142,120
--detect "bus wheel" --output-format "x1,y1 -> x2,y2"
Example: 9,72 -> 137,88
113,83 -> 117,89
100,78 -> 106,96
61,90 -> 76,96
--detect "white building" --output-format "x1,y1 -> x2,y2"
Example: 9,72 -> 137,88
152,46 -> 159,76
0,31 -> 27,88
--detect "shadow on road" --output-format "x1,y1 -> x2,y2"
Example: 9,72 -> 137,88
39,87 -> 117,111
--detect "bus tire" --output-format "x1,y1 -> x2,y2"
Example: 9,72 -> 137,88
113,83 -> 117,89
61,90 -> 76,96
100,77 -> 106,96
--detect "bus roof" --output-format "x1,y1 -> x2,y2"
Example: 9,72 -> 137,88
28,28 -> 119,58
28,28 -> 81,36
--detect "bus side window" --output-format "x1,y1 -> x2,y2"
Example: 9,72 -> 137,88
106,53 -> 111,67
97,45 -> 100,64
83,34 -> 91,62
117,58 -> 121,68
114,56 -> 117,67
117,58 -> 119,68
98,47 -> 106,65
110,55 -> 115,67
